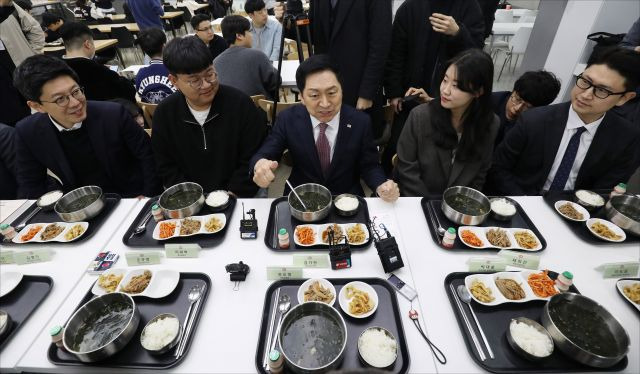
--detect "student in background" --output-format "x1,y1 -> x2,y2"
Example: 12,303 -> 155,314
73,0 -> 107,21
126,0 -> 164,31
91,0 -> 115,14
245,0 -> 282,61
41,12 -> 64,43
191,13 -> 228,60
135,28 -> 176,104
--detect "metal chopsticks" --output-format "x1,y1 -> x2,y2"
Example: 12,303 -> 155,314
449,284 -> 487,361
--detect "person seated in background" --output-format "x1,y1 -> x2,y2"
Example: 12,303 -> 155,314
245,0 -> 282,61
73,0 -> 106,21
0,123 -> 17,199
91,0 -> 115,14
152,36 -> 267,196
491,70 -> 561,147
59,22 -> 136,103
135,28 -> 176,104
12,55 -> 160,198
251,55 -> 399,201
191,14 -> 228,61
620,17 -> 640,53
110,98 -> 145,128
126,0 -> 164,31
488,47 -> 640,196
214,15 -> 279,99
41,12 -> 64,43
396,49 -> 499,197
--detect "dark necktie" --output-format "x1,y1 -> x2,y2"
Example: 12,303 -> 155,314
549,126 -> 587,191
316,123 -> 331,177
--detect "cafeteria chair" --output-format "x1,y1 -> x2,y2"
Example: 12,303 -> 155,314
111,26 -> 144,65
136,99 -> 158,130
258,99 -> 299,125
497,26 -> 533,81
250,95 -> 266,108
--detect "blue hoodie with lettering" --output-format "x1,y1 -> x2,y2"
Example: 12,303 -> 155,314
135,60 -> 176,104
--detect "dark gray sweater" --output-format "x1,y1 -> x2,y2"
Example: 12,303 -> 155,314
213,46 -> 280,99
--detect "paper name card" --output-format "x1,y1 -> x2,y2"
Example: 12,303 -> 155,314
125,251 -> 162,266
293,254 -> 329,268
467,257 -> 507,272
597,262 -> 640,278
498,249 -> 540,270
14,249 -> 53,265
165,244 -> 200,258
267,266 -> 303,280
0,250 -> 14,264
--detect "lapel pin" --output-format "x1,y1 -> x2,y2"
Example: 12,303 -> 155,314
347,124 -> 351,128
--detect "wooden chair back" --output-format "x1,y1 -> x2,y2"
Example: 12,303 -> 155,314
257,99 -> 299,124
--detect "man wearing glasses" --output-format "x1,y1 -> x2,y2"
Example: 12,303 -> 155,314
489,47 -> 640,195
191,14 -> 228,61
152,36 -> 267,197
490,70 -> 561,148
12,55 -> 160,199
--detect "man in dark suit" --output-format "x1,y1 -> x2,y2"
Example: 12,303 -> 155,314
489,47 -> 640,195
0,123 -> 17,199
12,55 -> 160,198
250,55 -> 398,201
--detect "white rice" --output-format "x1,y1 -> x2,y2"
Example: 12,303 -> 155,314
510,321 -> 553,357
358,328 -> 397,368
335,196 -> 359,211
39,190 -> 63,206
491,198 -> 516,216
141,316 -> 179,350
206,191 -> 229,207
576,190 -> 605,206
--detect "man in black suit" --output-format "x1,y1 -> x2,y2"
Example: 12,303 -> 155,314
489,47 -> 640,195
12,55 -> 160,198
0,123 -> 17,199
250,55 -> 399,201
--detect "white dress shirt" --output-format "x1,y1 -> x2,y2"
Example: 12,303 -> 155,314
49,115 -> 82,132
310,112 -> 340,161
542,105 -> 605,191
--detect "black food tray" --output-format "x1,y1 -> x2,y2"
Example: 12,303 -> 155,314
122,196 -> 236,248
543,191 -> 640,244
616,277 -> 640,314
255,278 -> 409,373
0,275 -> 53,352
48,272 -> 210,369
1,193 -> 121,245
444,271 -> 627,373
421,197 -> 547,252
264,196 -> 372,251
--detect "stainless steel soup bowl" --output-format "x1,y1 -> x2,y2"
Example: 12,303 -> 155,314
288,183 -> 332,223
605,195 -> 640,236
441,186 -> 490,226
158,182 -> 205,219
54,185 -> 105,222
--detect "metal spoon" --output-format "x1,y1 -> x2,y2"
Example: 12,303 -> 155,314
15,206 -> 41,232
286,180 -> 307,211
457,285 -> 495,359
130,210 -> 153,237
432,208 -> 446,236
175,285 -> 203,357
267,294 -> 291,365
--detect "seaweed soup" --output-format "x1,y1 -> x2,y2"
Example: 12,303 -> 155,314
549,298 -> 620,357
447,193 -> 488,216
290,191 -> 330,212
163,190 -> 201,210
282,311 -> 344,368
616,204 -> 640,222
58,193 -> 100,213
70,301 -> 133,352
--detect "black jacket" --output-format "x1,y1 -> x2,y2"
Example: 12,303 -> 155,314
151,85 -> 267,197
63,57 -> 136,103
384,0 -> 485,99
14,101 -> 160,198
488,102 -> 640,195
0,123 -> 16,199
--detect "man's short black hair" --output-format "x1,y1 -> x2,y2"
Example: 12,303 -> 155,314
295,54 -> 342,92
513,70 -> 561,107
190,13 -> 211,30
137,28 -> 166,57
221,15 -> 250,45
163,36 -> 213,75
244,0 -> 266,14
14,0 -> 33,11
13,55 -> 80,102
587,46 -> 640,91
59,21 -> 93,50
41,11 -> 63,27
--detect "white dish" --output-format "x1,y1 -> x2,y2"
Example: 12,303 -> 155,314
343,223 -> 369,245
12,222 -> 89,244
339,281 -> 378,319
200,214 -> 227,234
91,268 -> 127,296
511,228 -> 543,251
152,214 -> 227,240
297,278 -> 336,305
114,268 -> 180,298
293,225 -> 319,247
464,270 -> 560,306
292,223 -> 370,247
554,200 -> 590,222
616,279 -> 640,311
318,223 -> 345,245
586,218 -> 626,243
205,190 -> 230,208
0,271 -> 23,298
458,226 -> 542,252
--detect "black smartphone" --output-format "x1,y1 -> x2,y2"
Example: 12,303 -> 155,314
386,273 -> 417,301
402,93 -> 421,103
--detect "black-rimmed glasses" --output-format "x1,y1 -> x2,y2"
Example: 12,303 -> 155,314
39,87 -> 85,107
576,75 -> 627,99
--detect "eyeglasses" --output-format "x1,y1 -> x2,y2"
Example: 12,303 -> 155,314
196,25 -> 213,32
576,75 -> 627,99
509,92 -> 533,110
181,70 -> 218,90
40,87 -> 85,107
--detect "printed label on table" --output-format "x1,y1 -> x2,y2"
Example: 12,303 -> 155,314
267,266 -> 303,280
0,250 -> 14,264
165,244 -> 200,258
14,249 -> 53,265
598,262 -> 640,278
498,249 -> 540,270
293,254 -> 329,268
125,251 -> 162,266
467,257 -> 507,272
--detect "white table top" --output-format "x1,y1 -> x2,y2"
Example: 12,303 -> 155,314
0,200 -> 28,223
3,196 -> 639,373
492,22 -> 534,36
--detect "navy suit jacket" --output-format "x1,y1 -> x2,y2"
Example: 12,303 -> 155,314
250,104 -> 386,196
15,101 -> 161,198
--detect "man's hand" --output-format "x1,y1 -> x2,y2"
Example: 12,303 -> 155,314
390,97 -> 402,114
404,87 -> 433,104
253,159 -> 279,188
274,2 -> 285,22
356,97 -> 373,110
635,46 -> 640,53
429,13 -> 460,36
376,180 -> 400,202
